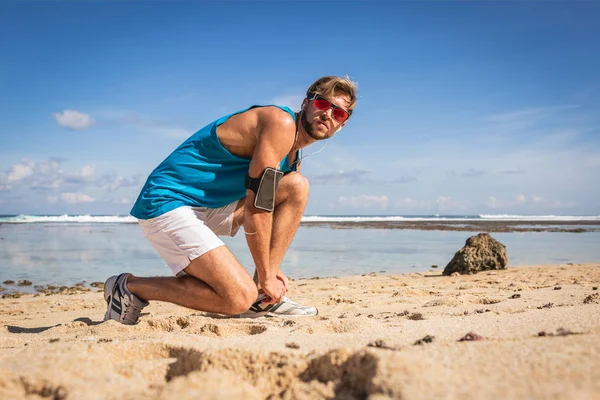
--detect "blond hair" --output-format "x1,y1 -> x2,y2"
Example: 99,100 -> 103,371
306,75 -> 358,114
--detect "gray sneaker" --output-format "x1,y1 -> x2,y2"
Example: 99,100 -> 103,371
240,293 -> 318,318
103,273 -> 148,325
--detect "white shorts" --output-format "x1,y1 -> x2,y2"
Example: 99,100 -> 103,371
138,202 -> 241,276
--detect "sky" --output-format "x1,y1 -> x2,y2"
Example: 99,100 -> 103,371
1,1 -> 599,216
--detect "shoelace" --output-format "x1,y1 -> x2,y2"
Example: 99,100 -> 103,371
281,296 -> 301,306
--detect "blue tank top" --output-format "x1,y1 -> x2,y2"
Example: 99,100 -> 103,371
130,105 -> 298,219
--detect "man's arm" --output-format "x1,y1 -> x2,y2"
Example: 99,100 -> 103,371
244,108 -> 296,304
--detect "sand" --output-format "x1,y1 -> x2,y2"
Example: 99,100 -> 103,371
1,263 -> 599,399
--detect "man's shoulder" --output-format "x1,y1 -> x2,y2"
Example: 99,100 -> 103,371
255,105 -> 296,127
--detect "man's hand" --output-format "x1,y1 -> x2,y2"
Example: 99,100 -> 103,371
260,276 -> 286,304
276,270 -> 289,291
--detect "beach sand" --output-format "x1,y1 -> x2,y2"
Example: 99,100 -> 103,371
1,263 -> 599,399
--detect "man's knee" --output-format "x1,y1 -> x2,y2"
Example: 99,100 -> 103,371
223,282 -> 258,315
281,172 -> 310,200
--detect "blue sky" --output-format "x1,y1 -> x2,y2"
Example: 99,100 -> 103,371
1,1 -> 599,216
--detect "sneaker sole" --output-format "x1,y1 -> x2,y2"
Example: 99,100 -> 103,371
103,275 -> 118,322
238,309 -> 318,318
267,311 -> 319,317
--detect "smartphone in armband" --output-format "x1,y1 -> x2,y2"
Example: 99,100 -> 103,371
253,167 -> 284,212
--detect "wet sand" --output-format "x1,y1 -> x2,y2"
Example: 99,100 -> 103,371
1,263 -> 599,399
301,219 -> 600,233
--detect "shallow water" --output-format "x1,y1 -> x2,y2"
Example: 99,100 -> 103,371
0,223 -> 599,290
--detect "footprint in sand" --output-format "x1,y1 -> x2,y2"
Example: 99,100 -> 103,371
294,318 -> 378,334
1,341 -> 400,399
422,298 -> 464,307
326,296 -> 355,305
141,317 -> 269,337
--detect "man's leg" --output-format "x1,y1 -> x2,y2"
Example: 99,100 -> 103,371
105,206 -> 258,324
127,245 -> 257,315
238,172 -> 317,316
243,172 -> 309,284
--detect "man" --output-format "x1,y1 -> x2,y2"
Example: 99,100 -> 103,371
103,76 -> 357,324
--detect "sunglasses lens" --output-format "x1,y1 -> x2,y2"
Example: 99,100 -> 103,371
313,96 -> 349,123
313,99 -> 330,111
333,108 -> 349,123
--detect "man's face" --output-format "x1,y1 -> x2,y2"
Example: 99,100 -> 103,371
302,91 -> 351,141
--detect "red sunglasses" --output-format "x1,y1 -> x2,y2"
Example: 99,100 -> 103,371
309,93 -> 351,123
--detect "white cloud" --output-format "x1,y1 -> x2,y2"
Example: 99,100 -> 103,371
52,110 -> 95,130
334,195 -> 388,209
99,172 -> 146,192
61,192 -> 95,204
1,159 -> 144,194
7,163 -> 33,182
36,159 -> 63,176
80,164 -> 96,179
47,196 -> 58,204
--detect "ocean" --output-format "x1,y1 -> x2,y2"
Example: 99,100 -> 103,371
1,214 -> 599,292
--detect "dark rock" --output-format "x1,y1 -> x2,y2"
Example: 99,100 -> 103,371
414,335 -> 435,345
18,280 -> 33,286
458,331 -> 484,341
3,280 -> 15,285
538,328 -> 582,337
510,294 -> 521,299
407,312 -> 425,321
2,292 -> 24,299
556,328 -> 578,336
367,340 -> 400,350
554,286 -> 562,290
583,293 -> 599,304
443,233 -> 508,275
